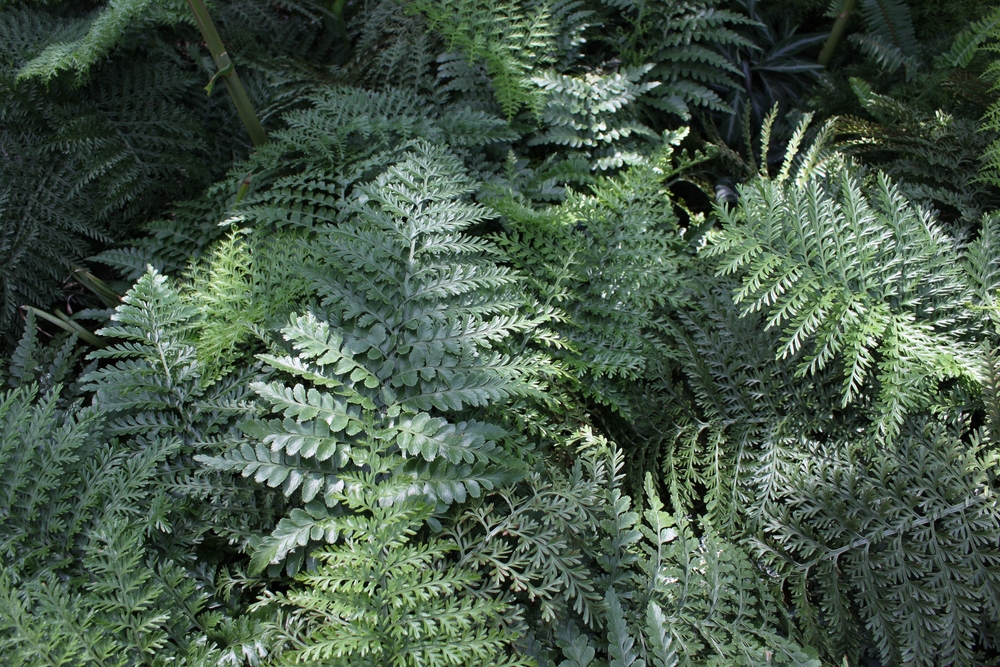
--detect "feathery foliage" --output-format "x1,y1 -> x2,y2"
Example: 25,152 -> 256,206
12,0 -> 186,84
261,500 -> 528,667
943,6 -> 1000,68
836,77 -> 1000,231
0,0 -> 343,349
98,85 -> 516,280
199,144 -> 552,574
0,52 -> 209,345
851,0 -> 921,77
588,474 -> 821,667
8,2 -> 1000,666
194,144 -> 581,665
657,123 -> 1000,666
529,67 -> 661,172
707,152 -> 981,442
84,266 -> 286,558
0,307 -> 266,666
975,7 -> 1000,192
445,426 -> 613,630
406,0 -> 557,117
494,129 -> 705,416
595,0 -> 755,121
753,415 -> 1000,667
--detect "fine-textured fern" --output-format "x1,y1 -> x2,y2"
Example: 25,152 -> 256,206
0,54 -> 208,346
0,313 -> 265,666
603,475 -> 820,667
83,267 -> 283,556
98,85 -> 517,281
407,0 -> 558,117
751,415 -> 1000,667
445,426 -> 613,629
12,0 -> 187,83
0,0 -> 344,350
335,0 -> 439,94
853,0 -> 921,75
597,0 -> 755,121
975,7 -> 1000,191
530,470 -> 820,667
193,144 -> 574,665
529,67 -> 661,172
9,3 -> 1000,666
837,77 -> 1000,231
707,155 -> 981,441
662,262 -> 1000,667
656,122 -> 1000,666
943,5 -> 1000,68
260,500 -> 529,666
495,130 -> 705,418
185,227 -> 313,383
200,144 -> 553,574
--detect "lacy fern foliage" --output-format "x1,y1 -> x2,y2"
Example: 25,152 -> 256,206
837,78 -> 1000,230
99,85 -> 516,282
263,501 -> 528,667
201,144 -> 552,573
753,416 -> 1000,667
7,3 -> 1000,666
529,67 -> 661,171
407,0 -> 557,117
660,122 -> 1000,666
0,0 -> 343,348
495,131 -> 705,417
598,476 -> 820,667
851,0 -> 921,76
0,320 -> 242,666
708,162 -> 981,440
598,0 -> 755,120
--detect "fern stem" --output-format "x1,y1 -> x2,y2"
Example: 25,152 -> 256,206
185,0 -> 268,147
822,495 -> 981,562
819,0 -> 858,66
21,306 -> 104,348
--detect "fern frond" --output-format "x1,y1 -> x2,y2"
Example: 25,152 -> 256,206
852,0 -> 920,76
265,500 -> 528,667
408,0 -> 557,117
16,0 -> 159,83
494,132 -> 706,417
707,165 -> 979,441
752,417 -> 1000,667
203,144 -> 554,576
944,6 -> 1000,67
966,213 -> 1000,316
447,430 -> 612,626
530,66 -> 660,171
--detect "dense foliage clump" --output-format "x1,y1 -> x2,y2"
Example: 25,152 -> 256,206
4,1 -> 1000,666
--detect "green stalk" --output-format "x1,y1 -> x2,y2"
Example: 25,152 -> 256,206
23,307 -> 105,348
186,0 -> 268,147
818,0 -> 858,67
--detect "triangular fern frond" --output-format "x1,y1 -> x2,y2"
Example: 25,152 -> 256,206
202,143 -> 553,574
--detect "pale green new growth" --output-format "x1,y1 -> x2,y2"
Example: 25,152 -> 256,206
407,0 -> 557,117
263,501 -> 528,667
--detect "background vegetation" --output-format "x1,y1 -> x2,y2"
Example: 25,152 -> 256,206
4,0 -> 1000,665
